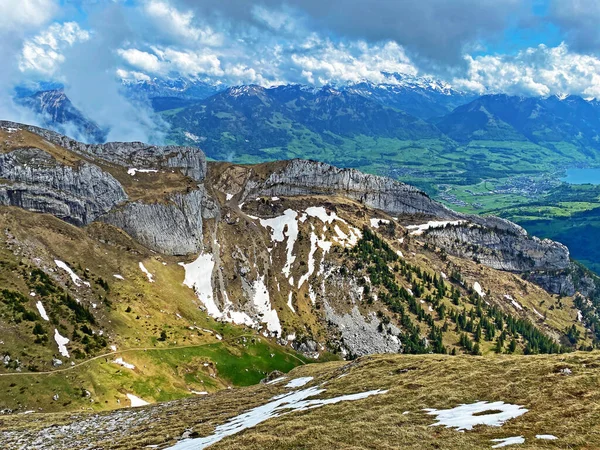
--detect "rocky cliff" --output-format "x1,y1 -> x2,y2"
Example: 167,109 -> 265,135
0,147 -> 127,225
0,120 -> 594,362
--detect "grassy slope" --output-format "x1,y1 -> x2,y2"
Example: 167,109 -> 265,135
0,207 -> 308,413
5,351 -> 600,449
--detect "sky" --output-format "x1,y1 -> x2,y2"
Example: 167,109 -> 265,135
3,0 -> 600,141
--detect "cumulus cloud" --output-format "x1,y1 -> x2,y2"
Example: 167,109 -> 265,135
291,40 -> 417,85
143,0 -> 223,46
453,43 -> 600,99
20,22 -> 90,76
0,0 -> 57,31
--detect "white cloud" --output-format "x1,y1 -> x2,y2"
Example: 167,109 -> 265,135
0,0 -> 57,32
454,43 -> 600,98
291,40 -> 418,86
19,22 -> 90,76
144,0 -> 223,46
117,48 -> 162,73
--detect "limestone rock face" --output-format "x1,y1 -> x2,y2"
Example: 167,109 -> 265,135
0,148 -> 127,225
244,159 -> 460,218
1,121 -> 207,182
101,187 -> 219,256
421,223 -> 570,272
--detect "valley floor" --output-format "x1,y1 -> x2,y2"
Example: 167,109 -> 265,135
3,351 -> 600,449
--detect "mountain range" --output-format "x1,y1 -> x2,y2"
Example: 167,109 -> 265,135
0,120 -> 598,447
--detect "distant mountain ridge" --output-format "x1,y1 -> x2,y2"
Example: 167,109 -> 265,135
17,89 -> 106,144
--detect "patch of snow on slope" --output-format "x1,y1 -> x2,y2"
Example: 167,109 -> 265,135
139,262 -> 154,283
533,308 -> 544,319
166,386 -> 387,450
126,393 -> 149,407
54,329 -> 69,358
180,253 -> 222,319
225,193 -> 234,201
55,260 -> 89,287
113,358 -> 135,370
370,218 -> 390,228
473,282 -> 485,297
305,206 -> 346,224
287,291 -> 296,313
425,401 -> 528,431
266,376 -> 287,385
577,310 -> 583,322
285,377 -> 313,388
113,274 -> 124,280
536,435 -> 557,440
407,220 -> 465,236
260,209 -> 298,278
491,436 -> 525,448
127,168 -> 158,176
504,295 -> 523,311
298,232 -> 318,288
36,301 -> 49,321
253,276 -> 281,337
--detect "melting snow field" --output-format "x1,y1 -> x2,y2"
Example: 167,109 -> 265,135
180,253 -> 221,319
424,401 -> 528,431
473,282 -> 486,298
285,377 -> 313,388
126,393 -> 149,407
36,301 -> 49,321
139,262 -> 154,283
127,168 -> 158,176
55,260 -> 89,287
252,276 -> 282,336
54,329 -> 69,358
113,358 -> 135,370
536,434 -> 557,440
260,209 -> 299,279
166,386 -> 387,450
491,436 -> 525,448
370,218 -> 390,228
407,220 -> 465,236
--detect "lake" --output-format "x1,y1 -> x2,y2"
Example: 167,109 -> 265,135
561,168 -> 600,185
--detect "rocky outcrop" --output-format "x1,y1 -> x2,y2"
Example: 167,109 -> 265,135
421,223 -> 570,272
1,121 -> 207,182
526,262 -> 599,296
0,148 -> 126,225
324,304 -> 403,357
244,159 -> 460,219
100,187 -> 219,255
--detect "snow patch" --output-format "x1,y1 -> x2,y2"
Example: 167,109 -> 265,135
55,260 -> 88,287
473,282 -> 486,298
54,329 -> 69,358
285,377 -> 313,388
225,193 -> 234,201
287,291 -> 296,313
535,435 -> 557,440
126,393 -> 149,407
36,301 -> 49,321
180,253 -> 221,319
139,262 -> 154,283
113,358 -> 135,370
113,274 -> 124,280
127,168 -> 158,176
166,386 -> 387,450
491,436 -> 525,448
407,220 -> 465,236
260,209 -> 298,278
425,401 -> 528,431
370,218 -> 390,229
252,276 -> 281,337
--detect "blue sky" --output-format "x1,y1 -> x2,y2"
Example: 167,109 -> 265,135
3,0 -> 600,141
